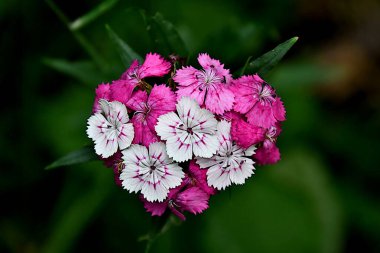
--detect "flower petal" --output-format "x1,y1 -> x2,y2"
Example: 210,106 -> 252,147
139,53 -> 171,78
110,79 -> 135,104
176,187 -> 210,214
126,90 -> 148,111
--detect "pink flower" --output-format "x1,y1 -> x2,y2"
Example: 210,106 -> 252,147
126,85 -> 176,147
231,74 -> 286,128
93,83 -> 111,113
142,183 -> 210,220
120,53 -> 171,86
254,124 -> 282,165
228,112 -> 266,149
174,53 -> 234,115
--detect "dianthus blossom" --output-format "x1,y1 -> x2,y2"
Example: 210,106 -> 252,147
85,52 -> 287,220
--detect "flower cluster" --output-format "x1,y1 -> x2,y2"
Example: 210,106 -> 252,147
87,53 -> 286,220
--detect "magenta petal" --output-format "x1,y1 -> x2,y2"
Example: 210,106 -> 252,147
188,161 -> 217,195
173,66 -> 198,86
139,53 -> 171,78
246,102 -> 277,129
176,187 -> 210,215
131,115 -> 159,147
146,85 -> 177,130
231,117 -> 265,149
231,78 -> 256,114
197,53 -> 223,70
205,85 -> 235,115
120,59 -> 139,81
93,83 -> 111,112
254,142 -> 281,165
126,90 -> 148,111
273,97 -> 286,121
142,198 -> 168,216
110,79 -> 135,104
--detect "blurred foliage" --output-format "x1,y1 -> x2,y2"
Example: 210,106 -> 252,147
1,0 -> 380,253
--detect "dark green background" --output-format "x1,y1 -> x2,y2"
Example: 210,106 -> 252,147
1,0 -> 380,252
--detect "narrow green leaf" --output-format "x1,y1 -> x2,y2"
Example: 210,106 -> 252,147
145,12 -> 188,56
70,0 -> 119,31
45,0 -> 108,71
45,146 -> 98,170
106,24 -> 143,67
243,36 -> 298,76
43,58 -> 105,85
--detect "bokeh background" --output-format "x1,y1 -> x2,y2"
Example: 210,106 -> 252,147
1,0 -> 380,252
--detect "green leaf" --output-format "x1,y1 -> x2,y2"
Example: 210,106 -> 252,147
242,36 -> 298,76
43,58 -> 105,85
106,24 -> 143,67
45,146 -> 98,170
145,12 -> 188,56
69,0 -> 119,31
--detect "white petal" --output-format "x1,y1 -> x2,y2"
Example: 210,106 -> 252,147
196,156 -> 219,168
99,99 -> 111,116
149,142 -> 172,165
192,108 -> 218,134
86,113 -> 110,141
207,165 -> 231,190
192,133 -> 219,158
176,96 -> 200,126
117,123 -> 134,150
122,144 -> 149,166
229,159 -> 255,185
120,163 -> 147,193
94,130 -> 118,158
244,145 -> 257,156
108,100 -> 129,124
166,136 -> 193,162
155,112 -> 182,140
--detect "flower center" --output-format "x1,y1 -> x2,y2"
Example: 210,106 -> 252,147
258,84 -> 276,105
149,165 -> 157,173
197,69 -> 222,90
266,126 -> 277,142
187,127 -> 194,135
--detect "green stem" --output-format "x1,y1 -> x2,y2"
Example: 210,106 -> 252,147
45,0 -> 108,73
140,214 -> 180,253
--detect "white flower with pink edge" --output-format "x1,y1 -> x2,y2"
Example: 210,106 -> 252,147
86,99 -> 134,158
155,96 -> 219,162
120,142 -> 185,202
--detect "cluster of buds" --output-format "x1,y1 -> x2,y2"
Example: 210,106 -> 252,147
87,53 -> 286,220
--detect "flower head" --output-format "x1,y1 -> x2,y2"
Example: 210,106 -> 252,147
120,142 -> 185,202
126,85 -> 177,146
196,121 -> 256,190
87,99 -> 134,158
231,74 -> 286,128
121,53 -> 171,86
174,53 -> 234,115
155,96 -> 219,162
